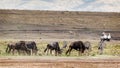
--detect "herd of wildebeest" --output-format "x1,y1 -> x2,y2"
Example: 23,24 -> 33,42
4,32 -> 112,56
6,40 -> 106,56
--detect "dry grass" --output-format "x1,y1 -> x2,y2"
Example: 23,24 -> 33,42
0,39 -> 119,57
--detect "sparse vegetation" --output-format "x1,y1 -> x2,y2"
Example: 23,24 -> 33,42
0,40 -> 119,57
0,9 -> 119,68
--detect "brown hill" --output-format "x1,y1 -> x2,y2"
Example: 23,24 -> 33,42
0,9 -> 120,40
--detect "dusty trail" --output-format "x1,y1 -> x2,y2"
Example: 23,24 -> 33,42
0,57 -> 120,68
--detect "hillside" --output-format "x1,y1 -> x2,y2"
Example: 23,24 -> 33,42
0,9 -> 120,40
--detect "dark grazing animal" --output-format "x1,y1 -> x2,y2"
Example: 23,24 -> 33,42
24,41 -> 38,55
44,42 -> 61,56
6,41 -> 38,55
6,41 -> 26,55
66,41 -> 86,56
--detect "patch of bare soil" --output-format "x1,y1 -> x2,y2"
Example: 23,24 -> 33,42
0,57 -> 120,68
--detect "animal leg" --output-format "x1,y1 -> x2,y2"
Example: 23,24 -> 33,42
8,48 -> 11,54
35,50 -> 37,55
67,48 -> 72,56
87,50 -> 90,56
78,50 -> 81,56
50,50 -> 52,55
12,49 -> 15,55
47,49 -> 49,55
55,50 -> 57,56
30,49 -> 32,55
79,49 -> 84,56
66,48 -> 71,56
86,50 -> 89,56
81,48 -> 86,56
6,45 -> 9,53
44,48 -> 47,53
66,49 -> 69,55
25,50 -> 30,55
17,50 -> 21,55
33,50 -> 37,55
100,49 -> 103,55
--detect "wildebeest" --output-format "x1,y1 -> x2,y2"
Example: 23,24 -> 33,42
6,41 -> 26,55
25,41 -> 38,55
84,41 -> 92,55
44,42 -> 61,56
66,41 -> 86,56
6,41 -> 38,55
98,40 -> 106,55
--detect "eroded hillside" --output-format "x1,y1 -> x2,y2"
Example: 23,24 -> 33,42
0,9 -> 119,39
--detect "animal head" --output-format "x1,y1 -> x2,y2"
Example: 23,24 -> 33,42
58,50 -> 62,54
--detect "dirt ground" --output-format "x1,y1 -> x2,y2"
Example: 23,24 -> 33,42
0,56 -> 120,68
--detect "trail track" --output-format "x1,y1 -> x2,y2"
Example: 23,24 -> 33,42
0,57 -> 120,68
